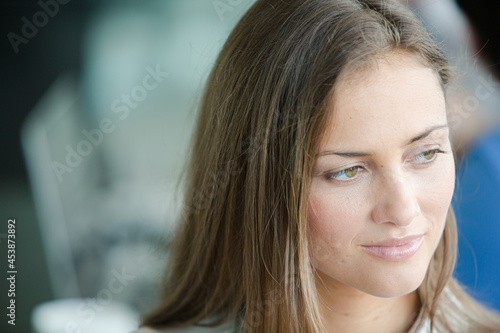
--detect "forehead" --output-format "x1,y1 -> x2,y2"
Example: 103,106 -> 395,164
322,53 -> 446,148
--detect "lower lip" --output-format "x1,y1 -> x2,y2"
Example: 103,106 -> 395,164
361,236 -> 424,262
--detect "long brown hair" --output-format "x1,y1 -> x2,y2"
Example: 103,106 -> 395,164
143,0 -> 500,331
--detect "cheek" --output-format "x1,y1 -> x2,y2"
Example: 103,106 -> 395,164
418,158 -> 455,220
307,189 -> 365,263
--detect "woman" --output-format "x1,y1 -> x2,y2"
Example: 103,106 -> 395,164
139,0 -> 500,332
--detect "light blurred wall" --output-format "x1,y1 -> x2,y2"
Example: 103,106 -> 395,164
1,1 -> 257,331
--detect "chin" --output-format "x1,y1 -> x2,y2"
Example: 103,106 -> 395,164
365,280 -> 423,298
357,262 -> 429,298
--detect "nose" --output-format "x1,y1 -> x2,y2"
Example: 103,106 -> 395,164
370,173 -> 420,227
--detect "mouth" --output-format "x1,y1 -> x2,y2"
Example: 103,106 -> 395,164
361,235 -> 424,262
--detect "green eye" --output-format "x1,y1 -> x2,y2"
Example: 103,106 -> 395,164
410,149 -> 447,164
422,150 -> 436,160
329,166 -> 360,181
345,166 -> 359,177
413,149 -> 444,163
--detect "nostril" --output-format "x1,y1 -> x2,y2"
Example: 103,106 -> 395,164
371,177 -> 420,227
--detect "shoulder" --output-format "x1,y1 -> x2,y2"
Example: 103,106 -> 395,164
413,319 -> 431,333
134,320 -> 236,333
135,328 -> 218,333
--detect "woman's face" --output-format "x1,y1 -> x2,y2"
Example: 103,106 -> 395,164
308,53 -> 455,298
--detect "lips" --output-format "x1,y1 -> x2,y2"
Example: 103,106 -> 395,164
361,235 -> 424,261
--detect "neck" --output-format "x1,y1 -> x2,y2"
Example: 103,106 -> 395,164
316,273 -> 421,333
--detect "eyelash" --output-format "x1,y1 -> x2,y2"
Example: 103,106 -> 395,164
407,148 -> 447,164
325,148 -> 447,182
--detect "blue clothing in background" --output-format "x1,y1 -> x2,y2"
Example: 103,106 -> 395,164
453,127 -> 500,311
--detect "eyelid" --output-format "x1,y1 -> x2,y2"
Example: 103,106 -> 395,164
405,144 -> 441,161
407,147 -> 447,165
315,145 -> 448,182
324,164 -> 368,183
324,160 -> 370,174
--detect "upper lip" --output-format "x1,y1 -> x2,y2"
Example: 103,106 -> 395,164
362,234 -> 424,247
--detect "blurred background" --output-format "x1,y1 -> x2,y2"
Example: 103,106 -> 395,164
0,0 -> 498,332
1,0 -> 256,332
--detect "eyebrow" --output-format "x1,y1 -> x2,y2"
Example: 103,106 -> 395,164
317,124 -> 449,157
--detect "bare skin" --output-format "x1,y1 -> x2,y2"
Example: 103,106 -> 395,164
309,52 -> 455,332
